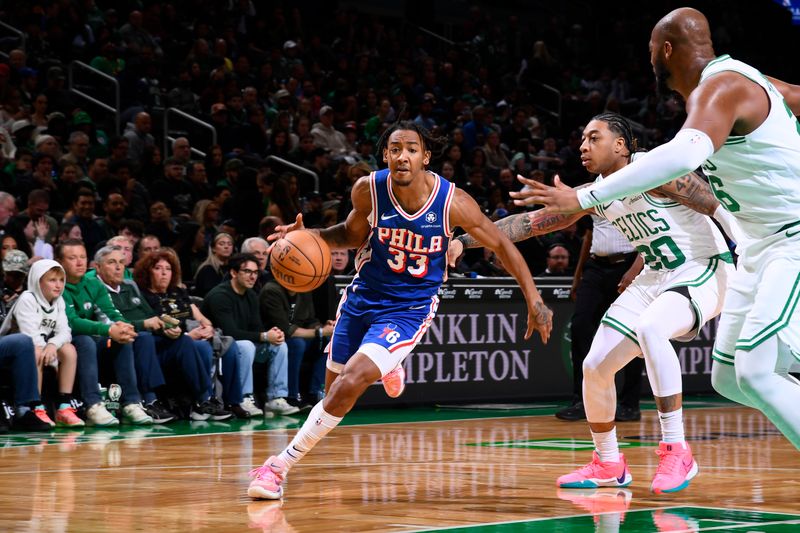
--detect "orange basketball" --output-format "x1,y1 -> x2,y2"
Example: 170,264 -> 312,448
270,230 -> 332,292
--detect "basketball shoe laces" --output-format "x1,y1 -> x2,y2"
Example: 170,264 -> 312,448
249,463 -> 284,485
576,453 -> 616,477
654,447 -> 682,475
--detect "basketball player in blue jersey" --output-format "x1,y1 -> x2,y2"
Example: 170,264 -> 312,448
248,121 -> 553,499
523,8 -> 800,452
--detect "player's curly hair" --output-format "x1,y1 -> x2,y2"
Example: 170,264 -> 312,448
376,120 -> 448,161
592,112 -> 639,156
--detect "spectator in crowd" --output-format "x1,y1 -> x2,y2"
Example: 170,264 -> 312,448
56,223 -> 82,244
186,160 -> 212,201
59,131 -> 90,177
192,200 -> 221,247
137,234 -> 161,258
151,157 -> 196,216
1,250 -> 29,327
145,201 -> 178,247
68,188 -> 105,254
201,253 -> 297,416
135,248 -> 249,418
56,239 -> 152,426
538,245 -> 573,276
330,249 -> 353,275
0,260 -> 83,427
123,112 -> 155,163
171,137 -> 192,165
0,333 -> 54,430
260,278 -> 333,408
240,236 -> 271,293
97,192 -> 128,242
193,231 -> 234,297
311,106 -> 351,157
95,245 -> 230,422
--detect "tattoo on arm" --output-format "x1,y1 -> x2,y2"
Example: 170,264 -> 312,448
460,211 -> 574,249
320,224 -> 354,248
534,300 -> 553,328
656,172 -> 719,216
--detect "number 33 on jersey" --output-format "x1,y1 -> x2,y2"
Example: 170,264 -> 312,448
353,168 -> 454,301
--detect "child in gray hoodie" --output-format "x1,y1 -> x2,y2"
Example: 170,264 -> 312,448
1,259 -> 84,426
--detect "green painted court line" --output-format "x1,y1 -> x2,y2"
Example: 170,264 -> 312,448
410,506 -> 800,532
466,438 -> 658,450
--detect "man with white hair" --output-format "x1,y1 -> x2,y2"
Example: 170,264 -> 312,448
241,237 -> 271,293
0,191 -> 16,235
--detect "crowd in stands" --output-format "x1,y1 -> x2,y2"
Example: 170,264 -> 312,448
0,0 -> 796,430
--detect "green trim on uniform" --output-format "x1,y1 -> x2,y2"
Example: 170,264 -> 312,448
735,272 -> 800,351
601,316 -> 640,346
713,347 -> 736,365
715,251 -> 734,264
690,298 -> 704,336
641,192 -> 679,208
777,220 -> 800,234
668,257 -> 718,289
724,138 -> 747,146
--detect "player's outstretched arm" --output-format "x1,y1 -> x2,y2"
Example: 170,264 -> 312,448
524,75 -> 751,214
448,176 -> 586,266
449,188 -> 553,343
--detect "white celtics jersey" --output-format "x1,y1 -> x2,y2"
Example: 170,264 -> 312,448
593,173 -> 729,270
700,55 -> 800,239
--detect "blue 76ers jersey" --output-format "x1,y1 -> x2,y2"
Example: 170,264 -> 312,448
353,168 -> 455,301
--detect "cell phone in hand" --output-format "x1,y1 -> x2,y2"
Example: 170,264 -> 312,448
160,314 -> 180,328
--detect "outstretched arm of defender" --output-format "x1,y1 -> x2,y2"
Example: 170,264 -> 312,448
449,176 -> 588,264
449,188 -> 553,343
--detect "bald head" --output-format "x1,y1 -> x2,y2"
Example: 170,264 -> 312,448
650,8 -> 716,97
652,8 -> 714,52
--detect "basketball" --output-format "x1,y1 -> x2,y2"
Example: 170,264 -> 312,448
270,230 -> 332,292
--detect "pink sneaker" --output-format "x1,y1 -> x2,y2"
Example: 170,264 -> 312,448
382,365 -> 406,398
34,406 -> 55,427
557,451 -> 632,488
56,406 -> 85,427
248,456 -> 287,500
651,441 -> 698,494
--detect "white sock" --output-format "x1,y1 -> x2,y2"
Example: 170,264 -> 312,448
592,427 -> 620,463
658,408 -> 685,443
276,400 -> 343,471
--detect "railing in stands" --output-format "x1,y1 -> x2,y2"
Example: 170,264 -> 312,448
530,81 -> 562,128
163,107 -> 216,159
67,60 -> 120,135
266,155 -> 319,194
0,21 -> 25,59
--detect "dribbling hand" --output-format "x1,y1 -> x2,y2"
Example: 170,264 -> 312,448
267,214 -> 305,243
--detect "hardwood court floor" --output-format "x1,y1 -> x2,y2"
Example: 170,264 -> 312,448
0,401 -> 798,532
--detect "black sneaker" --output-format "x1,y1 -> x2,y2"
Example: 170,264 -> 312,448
144,400 -> 177,424
555,401 -> 586,421
192,400 -> 233,421
13,410 -> 54,431
228,403 -> 251,419
615,405 -> 641,422
287,397 -> 313,413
